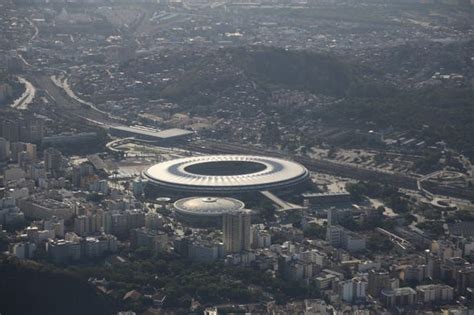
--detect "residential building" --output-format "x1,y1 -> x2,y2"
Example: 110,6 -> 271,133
223,210 -> 251,253
380,287 -> 416,308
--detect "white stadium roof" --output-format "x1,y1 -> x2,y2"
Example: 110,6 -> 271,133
143,154 -> 310,194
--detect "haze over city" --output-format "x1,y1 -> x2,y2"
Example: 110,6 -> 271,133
0,0 -> 473,314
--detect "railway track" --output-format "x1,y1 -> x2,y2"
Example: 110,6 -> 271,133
185,140 -> 474,200
183,140 -> 419,190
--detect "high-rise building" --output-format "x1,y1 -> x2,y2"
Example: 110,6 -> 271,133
10,242 -> 36,259
74,215 -> 88,236
25,143 -> 37,161
339,277 -> 367,303
20,119 -> 44,143
0,197 -> 25,226
130,227 -> 168,252
326,225 -> 366,252
44,216 -> 65,238
46,233 -> 117,263
416,284 -> 453,304
326,225 -> 345,247
380,287 -> 416,308
43,147 -> 63,175
367,270 -> 398,297
72,162 -> 94,187
1,120 -> 20,142
0,137 -> 10,161
10,142 -> 36,166
327,207 -> 339,225
10,142 -> 24,162
251,225 -> 271,249
102,210 -> 145,237
29,163 -> 46,181
456,267 -> 474,295
18,151 -> 30,169
223,210 -> 251,253
74,214 -> 103,236
0,118 -> 44,143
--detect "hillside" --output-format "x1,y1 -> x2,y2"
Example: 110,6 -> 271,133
119,45 -> 473,156
158,47 -> 389,100
0,256 -> 114,315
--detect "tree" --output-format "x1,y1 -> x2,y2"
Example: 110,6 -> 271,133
303,224 -> 326,239
367,235 -> 393,252
345,182 -> 367,202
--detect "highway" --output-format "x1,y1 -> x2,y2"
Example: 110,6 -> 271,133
31,74 -> 122,127
11,76 -> 36,110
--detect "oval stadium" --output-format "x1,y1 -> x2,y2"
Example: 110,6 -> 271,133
143,155 -> 310,196
173,196 -> 245,227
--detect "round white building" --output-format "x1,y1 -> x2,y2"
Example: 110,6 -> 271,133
143,154 -> 310,196
173,196 -> 245,227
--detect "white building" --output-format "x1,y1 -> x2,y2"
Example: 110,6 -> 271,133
339,277 -> 367,303
11,242 -> 36,259
0,197 -> 25,226
131,227 -> 168,252
74,214 -> 103,236
298,249 -> 327,267
326,225 -> 366,252
416,284 -> 454,304
44,217 -> 65,237
326,225 -> 345,248
26,226 -> 55,244
431,240 -> 462,261
344,231 -> 366,252
251,224 -> 271,249
89,179 -> 109,194
19,198 -> 74,220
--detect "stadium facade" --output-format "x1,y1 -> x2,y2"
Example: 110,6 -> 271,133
143,155 -> 311,198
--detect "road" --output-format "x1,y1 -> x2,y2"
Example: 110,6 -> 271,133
31,74 -> 122,127
54,75 -> 109,116
11,76 -> 36,110
25,17 -> 39,41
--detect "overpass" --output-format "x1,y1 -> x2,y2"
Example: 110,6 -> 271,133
260,190 -> 306,212
376,227 -> 411,246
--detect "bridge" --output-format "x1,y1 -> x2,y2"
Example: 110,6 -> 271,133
260,190 -> 306,212
376,227 -> 411,247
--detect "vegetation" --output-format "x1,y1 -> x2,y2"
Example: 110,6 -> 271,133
448,209 -> 474,222
158,46 -> 397,102
0,256 -> 113,315
121,40 -> 474,161
366,235 -> 394,253
317,86 -> 474,157
416,221 -> 445,237
0,74 -> 24,107
346,181 -> 409,213
66,251 -> 318,312
303,223 -> 326,239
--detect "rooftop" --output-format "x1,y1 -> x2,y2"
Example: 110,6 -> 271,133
110,125 -> 193,139
174,196 -> 245,216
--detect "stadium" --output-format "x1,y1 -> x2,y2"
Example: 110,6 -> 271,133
143,154 -> 311,197
173,196 -> 245,227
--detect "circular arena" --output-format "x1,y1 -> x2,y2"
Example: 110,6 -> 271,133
143,155 -> 310,195
173,196 -> 245,227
